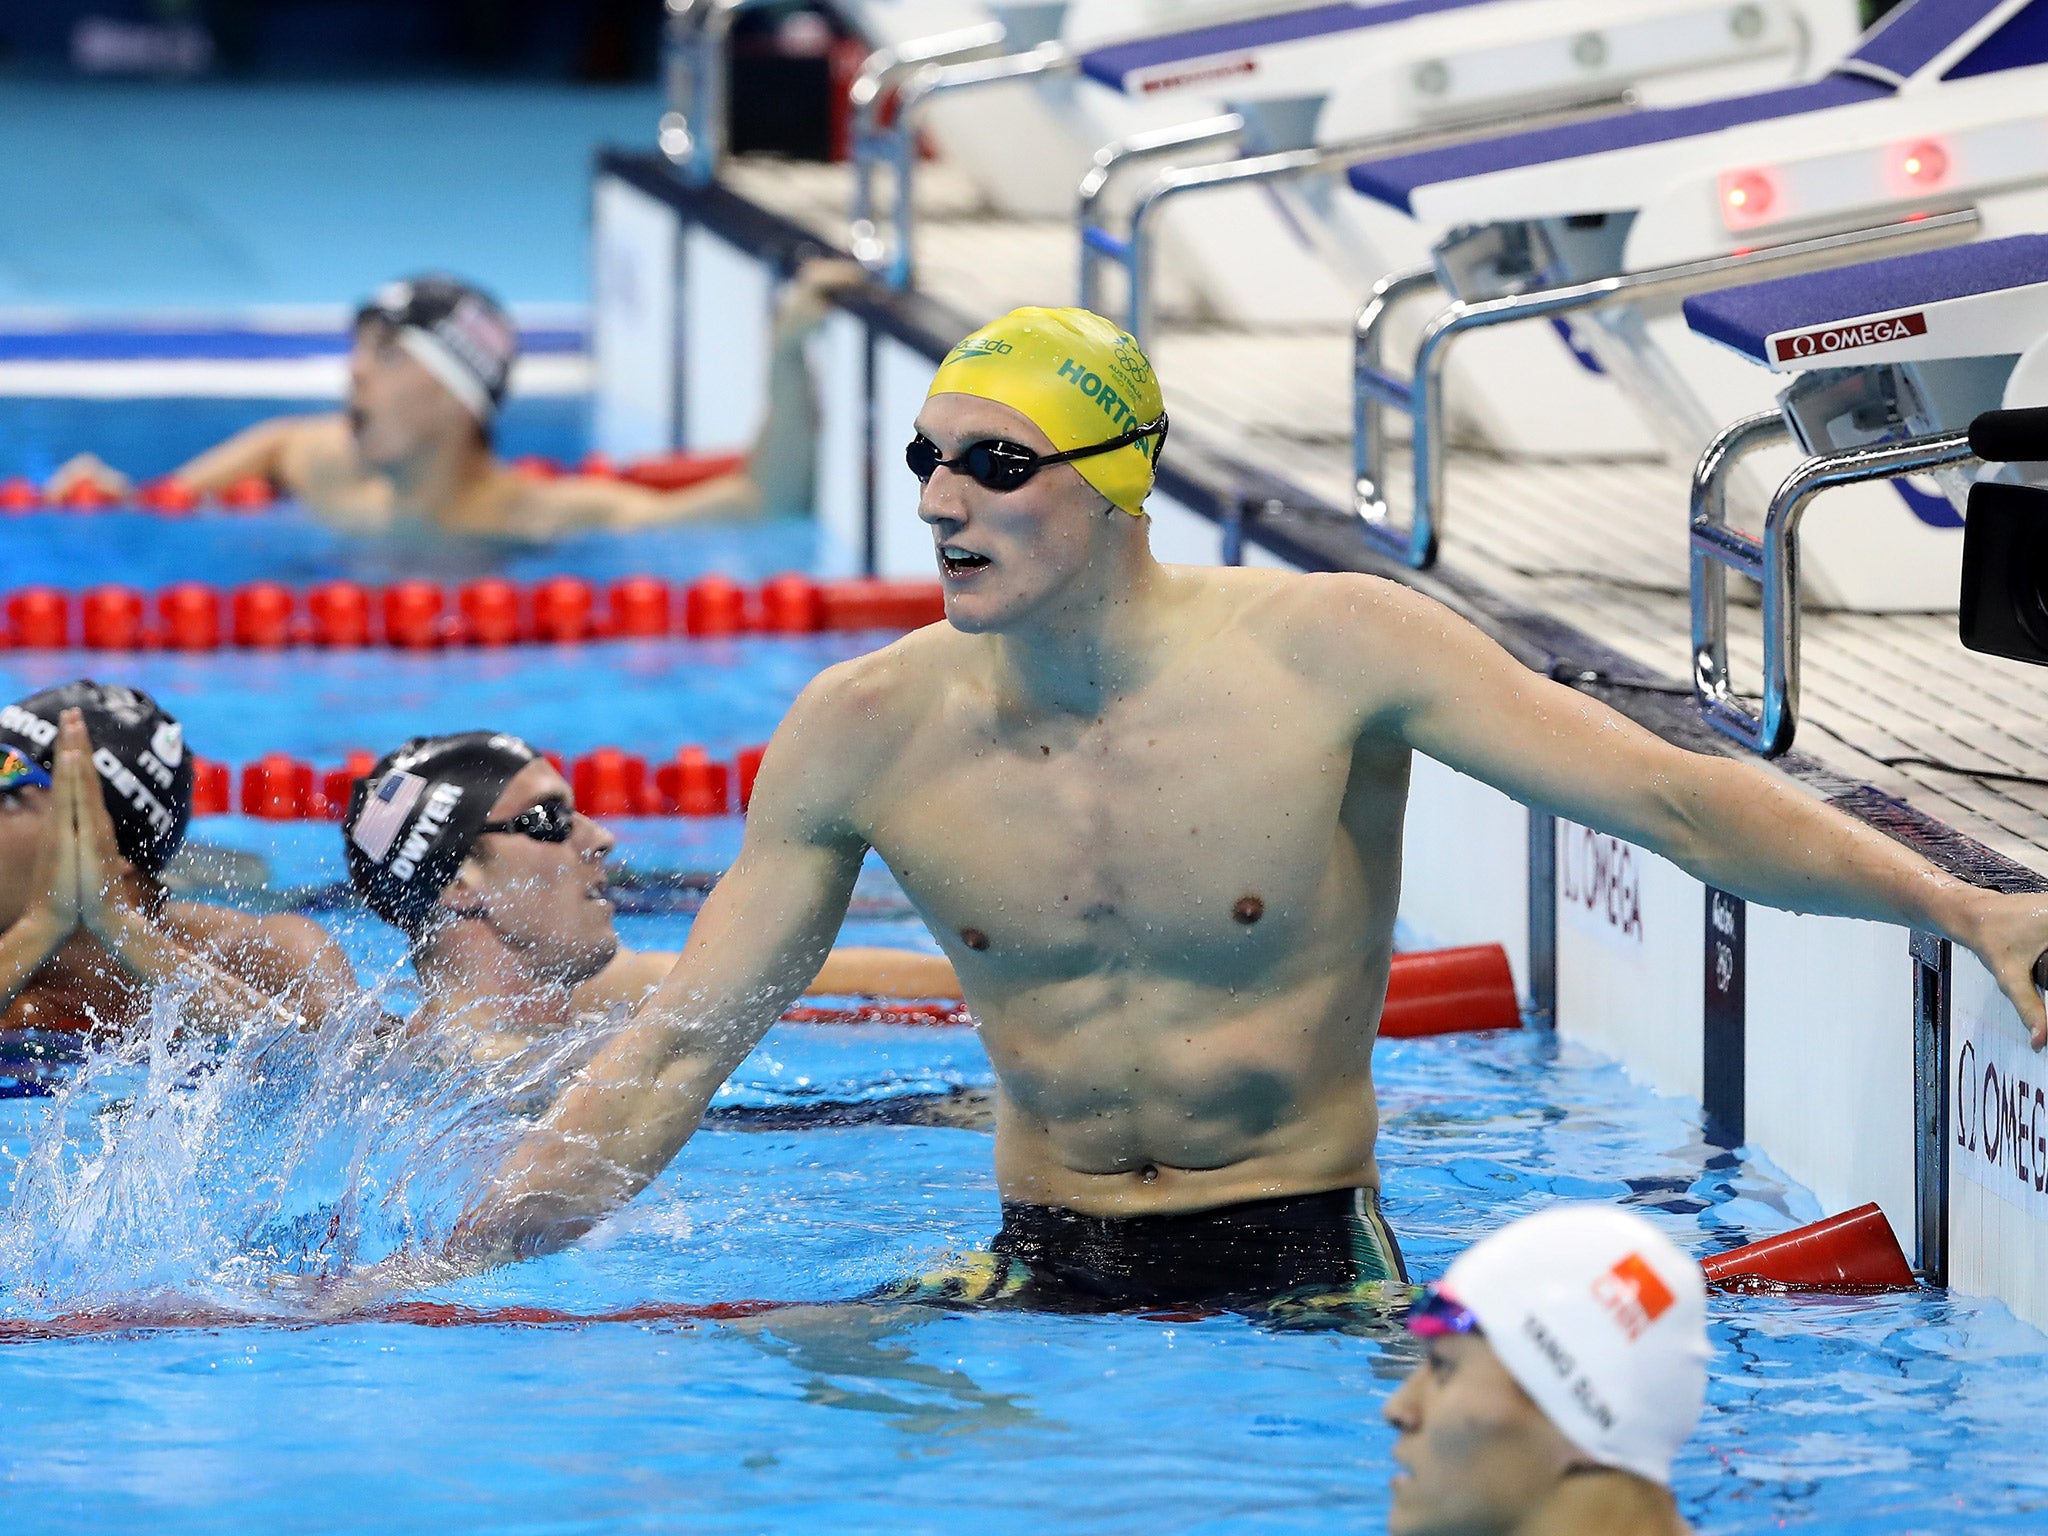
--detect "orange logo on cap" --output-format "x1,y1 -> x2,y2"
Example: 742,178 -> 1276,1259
1592,1253 -> 1675,1341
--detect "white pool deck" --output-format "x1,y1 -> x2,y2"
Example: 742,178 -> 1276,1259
725,156 -> 2048,880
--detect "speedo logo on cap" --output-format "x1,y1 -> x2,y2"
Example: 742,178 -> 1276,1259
950,336 -> 1013,359
389,783 -> 465,881
1591,1252 -> 1676,1342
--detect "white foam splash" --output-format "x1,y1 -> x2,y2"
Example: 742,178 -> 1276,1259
0,972 -> 616,1322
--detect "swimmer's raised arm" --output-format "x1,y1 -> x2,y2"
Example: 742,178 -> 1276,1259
457,667 -> 881,1259
1338,576 -> 2048,1046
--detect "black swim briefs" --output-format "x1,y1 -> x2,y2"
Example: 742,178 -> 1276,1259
888,1187 -> 1408,1310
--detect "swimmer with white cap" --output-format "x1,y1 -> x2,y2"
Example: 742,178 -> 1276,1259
49,258 -> 860,540
1388,1206 -> 1709,1536
453,304 -> 2048,1283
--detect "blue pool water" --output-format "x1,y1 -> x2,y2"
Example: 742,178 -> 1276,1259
3,521 -> 2047,1533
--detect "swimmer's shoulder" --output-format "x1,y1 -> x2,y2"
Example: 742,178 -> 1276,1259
1175,565 -> 1470,705
1167,564 -> 1425,648
774,623 -> 969,772
161,901 -> 360,1008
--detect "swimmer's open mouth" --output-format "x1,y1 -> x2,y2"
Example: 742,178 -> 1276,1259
938,544 -> 990,579
347,406 -> 367,438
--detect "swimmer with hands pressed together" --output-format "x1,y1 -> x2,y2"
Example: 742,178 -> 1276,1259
0,684 -> 354,1039
458,308 -> 2048,1302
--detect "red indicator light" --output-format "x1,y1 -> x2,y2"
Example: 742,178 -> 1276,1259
1720,169 -> 1776,229
1899,140 -> 1949,186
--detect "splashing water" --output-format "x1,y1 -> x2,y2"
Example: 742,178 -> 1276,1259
0,974 -> 619,1323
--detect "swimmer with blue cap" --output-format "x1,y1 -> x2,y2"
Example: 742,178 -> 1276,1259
457,305 -> 2048,1295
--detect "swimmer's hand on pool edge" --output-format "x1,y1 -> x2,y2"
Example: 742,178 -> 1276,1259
45,452 -> 132,501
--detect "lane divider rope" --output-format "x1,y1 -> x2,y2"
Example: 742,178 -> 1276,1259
1,573 -> 946,652
195,743 -> 774,820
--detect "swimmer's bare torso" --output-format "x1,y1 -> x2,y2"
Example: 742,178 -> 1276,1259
466,407 -> 2048,1262
839,569 -> 1406,1215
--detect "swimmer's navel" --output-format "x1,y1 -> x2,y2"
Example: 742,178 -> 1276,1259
1141,1163 -> 1160,1184
1233,894 -> 1265,926
961,927 -> 991,951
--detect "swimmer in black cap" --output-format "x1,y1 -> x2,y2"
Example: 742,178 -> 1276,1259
0,681 -> 358,1039
342,731 -> 955,1069
50,259 -> 862,539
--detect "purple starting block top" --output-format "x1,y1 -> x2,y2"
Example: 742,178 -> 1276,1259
1682,234 -> 2048,362
1344,0 -> 2045,212
1078,0 -> 1498,90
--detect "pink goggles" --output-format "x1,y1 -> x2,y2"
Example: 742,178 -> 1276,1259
1407,1283 -> 1480,1337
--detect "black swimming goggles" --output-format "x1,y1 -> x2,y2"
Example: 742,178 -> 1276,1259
905,413 -> 1168,493
479,795 -> 577,845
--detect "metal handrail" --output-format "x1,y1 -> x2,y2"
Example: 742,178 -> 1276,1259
849,33 -> 1069,288
1080,99 -> 1622,343
1075,114 -> 1245,332
658,0 -> 752,187
1352,207 -> 1982,568
1689,418 -> 1978,755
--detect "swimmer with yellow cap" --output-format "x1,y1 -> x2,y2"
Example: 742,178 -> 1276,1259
916,306 -> 1168,514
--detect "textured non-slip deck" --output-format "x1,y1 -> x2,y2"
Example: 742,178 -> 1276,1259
725,155 -> 2048,877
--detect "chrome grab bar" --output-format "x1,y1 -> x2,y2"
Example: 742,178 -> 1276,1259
1075,114 -> 1246,335
1690,416 -> 1978,756
849,30 -> 1067,289
1352,207 -> 1981,569
658,0 -> 752,188
1079,100 -> 1617,344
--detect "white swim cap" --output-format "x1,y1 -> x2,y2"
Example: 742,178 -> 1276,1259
1413,1205 -> 1711,1486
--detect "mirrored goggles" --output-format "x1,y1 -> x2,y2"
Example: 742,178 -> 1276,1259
1406,1284 -> 1481,1338
479,795 -> 576,844
905,413 -> 1168,493
0,748 -> 52,795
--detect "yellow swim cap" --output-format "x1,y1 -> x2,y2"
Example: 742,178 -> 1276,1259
925,307 -> 1166,514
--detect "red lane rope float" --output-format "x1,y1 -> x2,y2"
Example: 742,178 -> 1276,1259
0,574 -> 946,652
1379,943 -> 1521,1038
0,1296 -> 790,1344
775,946 -> 1522,1035
191,744 -> 764,821
1700,1202 -> 1917,1293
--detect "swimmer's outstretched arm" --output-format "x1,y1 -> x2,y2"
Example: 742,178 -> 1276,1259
578,943 -> 960,1010
456,671 -> 875,1260
47,416 -> 332,502
1343,577 -> 2048,1046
